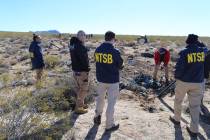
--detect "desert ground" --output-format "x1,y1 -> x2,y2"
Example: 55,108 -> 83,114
0,32 -> 210,140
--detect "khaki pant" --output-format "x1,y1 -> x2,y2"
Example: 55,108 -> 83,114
95,82 -> 120,129
73,72 -> 89,109
36,69 -> 43,81
35,68 -> 44,89
173,80 -> 203,133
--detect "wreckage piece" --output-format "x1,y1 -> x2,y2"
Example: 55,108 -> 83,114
156,81 -> 176,97
141,53 -> 154,58
120,73 -> 176,98
119,82 -> 148,97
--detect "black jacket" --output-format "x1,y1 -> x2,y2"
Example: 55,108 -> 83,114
95,42 -> 123,83
29,41 -> 45,70
204,50 -> 210,79
69,37 -> 90,72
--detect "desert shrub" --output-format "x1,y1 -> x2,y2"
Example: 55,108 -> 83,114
13,89 -> 33,108
45,55 -> 60,69
0,74 -> 95,139
0,98 -> 12,114
0,87 -> 35,138
0,86 -> 74,139
0,107 -> 35,139
0,73 -> 11,85
18,53 -> 30,62
0,89 -> 32,114
31,86 -> 75,113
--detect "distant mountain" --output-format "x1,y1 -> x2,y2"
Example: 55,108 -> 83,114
34,30 -> 61,35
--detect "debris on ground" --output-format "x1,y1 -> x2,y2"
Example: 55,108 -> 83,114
120,72 -> 175,98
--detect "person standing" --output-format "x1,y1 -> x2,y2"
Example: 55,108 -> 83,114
69,30 -> 90,114
29,34 -> 45,88
94,31 -> 123,132
170,34 -> 205,138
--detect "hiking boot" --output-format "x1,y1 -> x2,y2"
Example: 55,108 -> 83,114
169,116 -> 180,125
105,124 -> 120,132
94,115 -> 101,125
186,127 -> 198,138
75,107 -> 88,114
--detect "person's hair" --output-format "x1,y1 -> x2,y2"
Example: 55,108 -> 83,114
186,34 -> 198,45
33,34 -> 40,41
77,30 -> 85,37
105,31 -> 115,41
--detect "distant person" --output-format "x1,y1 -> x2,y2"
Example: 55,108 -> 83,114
29,34 -> 45,88
144,35 -> 148,44
94,31 -> 124,132
170,34 -> 205,138
153,44 -> 170,84
69,30 -> 90,114
58,33 -> 62,39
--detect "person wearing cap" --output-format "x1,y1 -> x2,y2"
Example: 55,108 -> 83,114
153,43 -> 170,84
94,31 -> 124,132
69,30 -> 90,114
170,34 -> 205,137
29,34 -> 45,88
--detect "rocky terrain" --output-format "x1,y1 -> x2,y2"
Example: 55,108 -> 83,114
0,34 -> 210,140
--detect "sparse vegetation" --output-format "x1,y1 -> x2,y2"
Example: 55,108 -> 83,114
31,87 -> 73,113
0,73 -> 11,85
45,55 -> 60,69
0,31 -> 210,139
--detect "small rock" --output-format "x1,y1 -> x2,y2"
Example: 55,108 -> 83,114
159,107 -> 165,112
0,82 -> 4,89
121,116 -> 129,120
148,107 -> 157,113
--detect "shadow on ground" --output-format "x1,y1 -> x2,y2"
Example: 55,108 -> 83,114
158,97 -> 209,140
14,113 -> 79,140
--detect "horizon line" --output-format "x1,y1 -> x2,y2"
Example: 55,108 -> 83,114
0,30 -> 210,38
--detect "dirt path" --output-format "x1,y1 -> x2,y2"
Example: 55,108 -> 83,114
61,90 -> 210,140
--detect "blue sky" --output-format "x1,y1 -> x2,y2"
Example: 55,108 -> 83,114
0,0 -> 210,36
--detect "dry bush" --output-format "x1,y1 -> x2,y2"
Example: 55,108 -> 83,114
45,55 -> 60,69
0,87 -> 36,139
0,82 -> 76,139
31,87 -> 73,113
